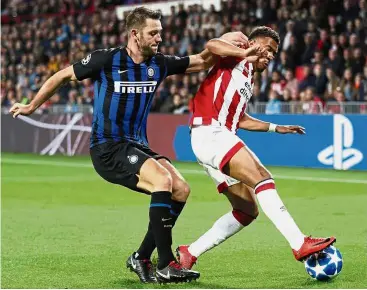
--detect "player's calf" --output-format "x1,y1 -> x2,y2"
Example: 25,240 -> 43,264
134,160 -> 191,266
224,182 -> 259,222
137,159 -> 179,269
254,178 -> 336,261
157,158 -> 190,225
223,148 -> 312,257
177,184 -> 258,269
232,208 -> 258,226
169,180 -> 190,227
177,209 -> 257,269
254,178 -> 306,251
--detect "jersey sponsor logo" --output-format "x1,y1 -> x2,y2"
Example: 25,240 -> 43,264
118,69 -> 128,74
161,217 -> 172,222
114,81 -> 157,94
318,114 -> 363,170
238,82 -> 252,102
81,54 -> 91,65
147,67 -> 155,77
128,155 -> 139,164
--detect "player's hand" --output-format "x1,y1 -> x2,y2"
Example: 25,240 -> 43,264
276,125 -> 306,135
258,57 -> 270,67
221,31 -> 249,48
258,52 -> 274,66
9,103 -> 35,118
243,44 -> 262,63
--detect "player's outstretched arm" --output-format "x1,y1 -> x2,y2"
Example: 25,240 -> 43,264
205,38 -> 267,63
9,66 -> 78,118
238,113 -> 306,134
9,48 -> 111,118
185,32 -> 250,73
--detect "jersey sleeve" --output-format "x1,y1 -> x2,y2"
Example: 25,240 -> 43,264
164,55 -> 190,76
73,49 -> 112,81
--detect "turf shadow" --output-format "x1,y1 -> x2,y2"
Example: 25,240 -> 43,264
112,278 -> 231,289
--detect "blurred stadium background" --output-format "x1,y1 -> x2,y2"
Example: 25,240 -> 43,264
1,0 -> 367,288
1,0 -> 366,114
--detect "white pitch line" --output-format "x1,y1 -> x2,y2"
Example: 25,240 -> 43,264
1,158 -> 92,168
179,169 -> 367,184
2,176 -> 99,182
1,158 -> 367,184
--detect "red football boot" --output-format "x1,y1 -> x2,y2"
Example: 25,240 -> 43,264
293,236 -> 336,261
176,245 -> 197,270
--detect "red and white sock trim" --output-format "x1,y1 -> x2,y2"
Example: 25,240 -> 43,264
217,181 -> 228,193
232,209 -> 255,226
254,179 -> 275,194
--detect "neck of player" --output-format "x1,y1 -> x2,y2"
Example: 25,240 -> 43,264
127,39 -> 146,64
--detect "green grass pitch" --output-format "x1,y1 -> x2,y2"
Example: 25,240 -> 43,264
2,153 -> 367,288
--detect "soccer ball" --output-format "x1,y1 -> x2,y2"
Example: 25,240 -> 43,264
304,245 -> 343,281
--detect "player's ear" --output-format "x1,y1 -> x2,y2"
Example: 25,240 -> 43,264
131,29 -> 139,41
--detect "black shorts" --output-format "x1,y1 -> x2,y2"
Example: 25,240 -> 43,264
90,140 -> 170,193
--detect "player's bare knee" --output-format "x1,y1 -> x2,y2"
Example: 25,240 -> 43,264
252,170 -> 272,187
172,180 -> 191,202
259,167 -> 272,180
160,174 -> 173,191
152,169 -> 173,192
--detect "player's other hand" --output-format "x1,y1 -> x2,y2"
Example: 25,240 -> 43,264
245,46 -> 273,64
276,125 -> 306,135
9,103 -> 35,118
221,31 -> 249,48
243,44 -> 262,63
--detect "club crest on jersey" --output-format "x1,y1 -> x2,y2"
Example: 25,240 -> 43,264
81,54 -> 91,65
147,67 -> 155,77
128,155 -> 139,164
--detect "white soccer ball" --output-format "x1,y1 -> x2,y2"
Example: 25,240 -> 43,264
304,245 -> 343,281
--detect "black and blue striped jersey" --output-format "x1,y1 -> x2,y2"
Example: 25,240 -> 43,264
73,47 -> 189,148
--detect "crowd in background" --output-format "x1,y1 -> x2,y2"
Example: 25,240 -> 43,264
1,0 -> 367,114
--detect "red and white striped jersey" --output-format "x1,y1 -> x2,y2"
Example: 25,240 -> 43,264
190,57 -> 254,133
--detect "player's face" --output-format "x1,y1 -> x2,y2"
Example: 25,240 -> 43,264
253,37 -> 278,72
139,18 -> 163,57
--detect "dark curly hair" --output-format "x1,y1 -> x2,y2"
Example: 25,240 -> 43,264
248,26 -> 280,44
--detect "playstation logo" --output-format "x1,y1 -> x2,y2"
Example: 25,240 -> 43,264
318,115 -> 363,170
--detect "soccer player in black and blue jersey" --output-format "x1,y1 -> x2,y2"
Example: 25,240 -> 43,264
10,7 -> 249,284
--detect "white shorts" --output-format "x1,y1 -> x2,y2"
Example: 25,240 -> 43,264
191,123 -> 244,193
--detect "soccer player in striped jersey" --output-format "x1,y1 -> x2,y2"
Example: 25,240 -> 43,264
9,7 -> 250,284
176,26 -> 336,270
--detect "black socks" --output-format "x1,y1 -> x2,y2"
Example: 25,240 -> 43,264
148,191 -> 175,269
136,194 -> 186,269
